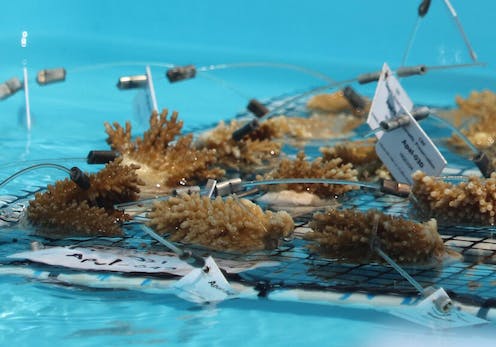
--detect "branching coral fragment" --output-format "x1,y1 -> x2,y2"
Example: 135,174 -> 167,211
196,119 -> 281,171
321,140 -> 390,180
305,208 -> 445,265
147,193 -> 294,252
412,171 -> 496,225
259,152 -> 359,197
27,158 -> 142,237
447,90 -> 496,150
105,109 -> 224,190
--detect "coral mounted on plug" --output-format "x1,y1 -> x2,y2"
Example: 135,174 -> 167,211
147,193 -> 294,252
27,158 -> 143,237
412,170 -> 496,225
321,140 -> 391,181
258,151 -> 359,198
105,109 -> 224,195
195,119 -> 282,173
446,90 -> 496,151
305,208 -> 447,265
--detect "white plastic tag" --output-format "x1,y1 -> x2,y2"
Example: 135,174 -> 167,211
368,63 -> 446,184
10,246 -> 194,276
9,246 -> 278,276
174,256 -> 237,303
388,288 -> 488,329
367,63 -> 413,139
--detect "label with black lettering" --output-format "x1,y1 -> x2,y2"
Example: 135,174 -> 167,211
370,63 -> 446,184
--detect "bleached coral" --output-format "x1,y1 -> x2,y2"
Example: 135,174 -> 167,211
147,193 -> 294,252
305,208 -> 445,265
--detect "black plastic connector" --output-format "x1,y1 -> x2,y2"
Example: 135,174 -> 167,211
87,150 -> 119,164
473,151 -> 495,178
396,65 -> 427,78
166,65 -> 196,83
418,0 -> 432,17
70,167 -> 91,190
357,71 -> 381,84
342,86 -> 367,110
0,77 -> 23,100
231,119 -> 260,141
247,99 -> 269,118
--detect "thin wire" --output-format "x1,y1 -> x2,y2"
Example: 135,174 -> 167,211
139,224 -> 184,256
374,246 -> 425,294
0,158 -> 85,171
443,0 -> 478,62
429,114 -> 479,154
401,17 -> 422,66
197,62 -> 337,84
69,61 -> 175,73
243,178 -> 379,190
0,163 -> 71,189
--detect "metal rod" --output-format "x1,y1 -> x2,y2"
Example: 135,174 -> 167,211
374,246 -> 424,294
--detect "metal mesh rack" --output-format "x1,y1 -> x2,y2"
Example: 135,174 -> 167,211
1,97 -> 496,311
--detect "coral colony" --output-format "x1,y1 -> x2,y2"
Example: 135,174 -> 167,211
22,90 -> 496,262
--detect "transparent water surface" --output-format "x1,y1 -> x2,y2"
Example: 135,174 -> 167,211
1,1 -> 496,346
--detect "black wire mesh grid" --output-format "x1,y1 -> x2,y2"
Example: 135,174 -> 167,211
0,95 -> 496,310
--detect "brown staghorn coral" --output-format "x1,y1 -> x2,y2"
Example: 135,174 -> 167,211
195,119 -> 281,171
27,158 -> 143,237
305,208 -> 445,265
147,193 -> 294,252
446,90 -> 496,150
321,140 -> 391,180
258,151 -> 359,197
105,109 -> 224,192
411,170 -> 496,225
307,91 -> 371,117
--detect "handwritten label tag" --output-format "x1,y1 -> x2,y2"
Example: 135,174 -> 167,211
368,63 -> 446,184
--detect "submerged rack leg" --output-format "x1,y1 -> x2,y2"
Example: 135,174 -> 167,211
374,246 -> 424,294
140,225 -> 205,268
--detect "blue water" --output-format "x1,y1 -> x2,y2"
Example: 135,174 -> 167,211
1,0 -> 496,346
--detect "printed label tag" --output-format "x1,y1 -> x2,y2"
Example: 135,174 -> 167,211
174,256 -> 237,303
367,64 -> 413,139
389,288 -> 487,329
368,63 -> 446,184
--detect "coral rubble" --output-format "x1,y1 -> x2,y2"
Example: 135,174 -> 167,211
305,208 -> 445,265
147,193 -> 294,252
412,170 -> 496,225
258,151 -> 359,197
27,158 -> 142,237
105,109 -> 224,192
